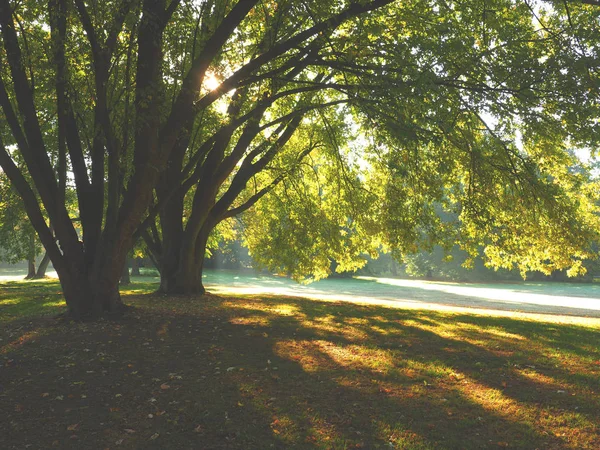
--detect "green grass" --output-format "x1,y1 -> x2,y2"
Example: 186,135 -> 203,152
1,279 -> 600,449
0,277 -> 158,324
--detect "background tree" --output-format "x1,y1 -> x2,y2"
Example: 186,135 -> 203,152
0,173 -> 42,278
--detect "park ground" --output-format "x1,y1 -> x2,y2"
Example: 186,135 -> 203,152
1,271 -> 600,449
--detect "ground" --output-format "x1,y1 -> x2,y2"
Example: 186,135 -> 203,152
1,274 -> 600,449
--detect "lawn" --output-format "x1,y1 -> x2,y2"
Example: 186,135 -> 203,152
1,278 -> 600,449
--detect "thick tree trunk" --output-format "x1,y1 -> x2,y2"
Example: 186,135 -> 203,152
26,257 -> 36,279
156,188 -> 184,292
25,233 -> 36,279
33,252 -> 50,279
120,259 -> 131,285
165,220 -> 213,295
54,246 -> 126,320
131,257 -> 140,276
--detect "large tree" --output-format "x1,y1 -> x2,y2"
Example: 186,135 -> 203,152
0,0 -> 397,317
143,0 -> 600,289
0,0 -> 599,318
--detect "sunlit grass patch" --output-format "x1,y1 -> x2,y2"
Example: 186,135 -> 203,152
0,279 -> 66,323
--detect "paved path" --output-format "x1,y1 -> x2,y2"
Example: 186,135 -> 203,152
204,271 -> 600,318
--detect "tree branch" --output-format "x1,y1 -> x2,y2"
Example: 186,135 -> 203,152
160,0 -> 259,154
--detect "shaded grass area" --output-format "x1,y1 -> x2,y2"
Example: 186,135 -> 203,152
0,278 -> 158,323
1,280 -> 600,449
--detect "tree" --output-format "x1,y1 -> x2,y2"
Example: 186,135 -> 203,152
210,0 -> 600,283
0,172 -> 44,278
0,0 -> 599,318
0,0 -> 400,317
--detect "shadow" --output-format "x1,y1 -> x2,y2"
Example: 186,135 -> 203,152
2,293 -> 600,449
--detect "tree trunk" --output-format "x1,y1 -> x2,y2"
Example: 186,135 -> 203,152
167,220 -> 213,295
390,259 -> 398,276
172,242 -> 205,294
131,257 -> 141,276
53,244 -> 127,320
25,233 -> 36,279
26,257 -> 36,279
120,258 -> 131,285
156,190 -> 184,293
33,252 -> 51,279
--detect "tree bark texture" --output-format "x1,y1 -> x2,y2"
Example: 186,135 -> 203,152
120,259 -> 131,285
33,252 -> 50,279
131,257 -> 141,276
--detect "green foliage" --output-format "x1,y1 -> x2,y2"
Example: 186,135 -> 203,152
242,113 -> 382,282
0,174 -> 40,264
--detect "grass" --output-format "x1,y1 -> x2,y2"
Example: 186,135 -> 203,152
1,278 -> 600,449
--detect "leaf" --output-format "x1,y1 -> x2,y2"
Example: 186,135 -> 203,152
67,423 -> 79,431
150,433 -> 159,440
160,383 -> 170,390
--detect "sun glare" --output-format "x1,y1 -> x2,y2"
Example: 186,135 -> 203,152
203,72 -> 221,91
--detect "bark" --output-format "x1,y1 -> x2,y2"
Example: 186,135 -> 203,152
33,252 -> 50,279
157,195 -> 184,292
26,258 -> 36,279
25,233 -> 36,279
53,245 -> 126,320
131,257 -> 141,276
170,221 -> 212,295
120,259 -> 131,285
156,157 -> 185,292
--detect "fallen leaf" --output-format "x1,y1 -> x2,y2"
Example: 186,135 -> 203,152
150,433 -> 159,440
67,423 -> 79,431
160,383 -> 170,390
124,429 -> 136,434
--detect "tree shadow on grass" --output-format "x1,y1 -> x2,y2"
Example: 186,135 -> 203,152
1,293 -> 599,449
